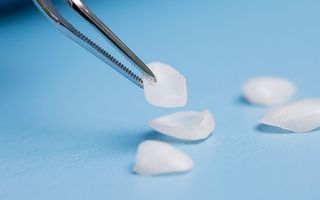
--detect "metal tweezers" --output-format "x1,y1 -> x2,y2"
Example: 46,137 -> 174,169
33,0 -> 157,88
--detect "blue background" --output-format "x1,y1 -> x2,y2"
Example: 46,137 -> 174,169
1,0 -> 320,199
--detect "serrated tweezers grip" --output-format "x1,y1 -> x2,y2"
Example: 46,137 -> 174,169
73,28 -> 143,86
67,0 -> 156,82
33,0 -> 155,88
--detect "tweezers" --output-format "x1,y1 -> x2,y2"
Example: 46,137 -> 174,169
33,0 -> 157,88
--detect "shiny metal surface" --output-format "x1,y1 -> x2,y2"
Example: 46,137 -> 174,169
33,0 -> 156,88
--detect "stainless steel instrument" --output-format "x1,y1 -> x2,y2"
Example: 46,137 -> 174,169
33,0 -> 157,88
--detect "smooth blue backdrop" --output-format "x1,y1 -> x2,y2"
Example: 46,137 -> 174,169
1,0 -> 320,199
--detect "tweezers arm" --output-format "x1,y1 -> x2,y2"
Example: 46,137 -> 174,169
66,0 -> 156,82
33,0 -> 145,88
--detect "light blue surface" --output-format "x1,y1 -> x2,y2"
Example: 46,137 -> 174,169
1,0 -> 320,199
